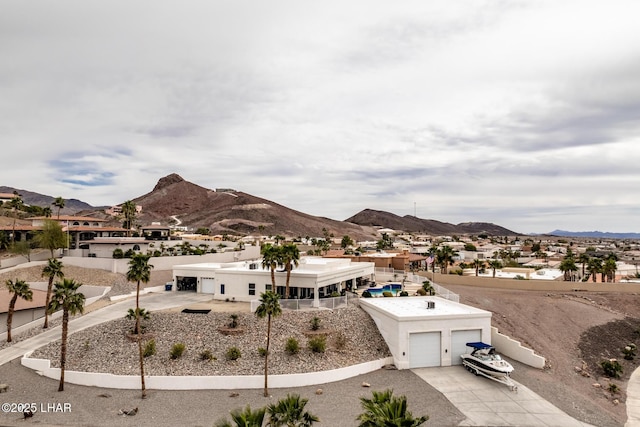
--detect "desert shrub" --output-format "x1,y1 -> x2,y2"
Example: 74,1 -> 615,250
382,291 -> 393,297
226,346 -> 242,361
333,331 -> 348,350
229,314 -> 239,329
200,349 -> 215,361
258,347 -> 267,357
308,335 -> 326,353
170,343 -> 186,359
415,288 -> 427,296
608,383 -> 620,394
330,291 -> 340,297
143,339 -> 156,358
153,250 -> 161,257
310,317 -> 321,331
623,343 -> 637,360
124,248 -> 135,258
362,290 -> 372,298
601,359 -> 623,378
112,248 -> 124,259
285,337 -> 300,355
399,290 -> 409,297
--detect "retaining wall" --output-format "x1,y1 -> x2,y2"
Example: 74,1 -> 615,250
491,327 -> 546,369
21,355 -> 394,390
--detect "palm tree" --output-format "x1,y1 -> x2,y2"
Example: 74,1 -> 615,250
578,253 -> 590,280
357,389 -> 428,427
603,256 -> 618,283
255,291 -> 282,397
41,258 -> 64,329
436,245 -> 457,274
125,308 -> 151,334
126,253 -> 154,398
588,258 -> 602,283
52,196 -> 65,219
121,200 -> 137,237
488,260 -> 502,278
8,193 -> 23,244
215,405 -> 266,427
5,279 -> 33,342
559,256 -> 578,281
266,393 -> 320,426
42,206 -> 52,218
47,278 -> 85,391
261,244 -> 282,290
471,259 -> 485,276
281,243 -> 300,299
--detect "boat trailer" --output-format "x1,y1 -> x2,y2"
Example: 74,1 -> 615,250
461,359 -> 518,392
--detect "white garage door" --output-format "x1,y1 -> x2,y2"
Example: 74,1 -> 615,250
409,332 -> 441,368
451,329 -> 482,365
201,278 -> 215,294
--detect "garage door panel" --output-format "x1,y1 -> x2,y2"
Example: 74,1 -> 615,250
409,332 -> 441,368
201,278 -> 215,294
451,329 -> 482,365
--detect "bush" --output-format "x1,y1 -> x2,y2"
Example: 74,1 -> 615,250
229,314 -> 239,329
601,359 -> 623,378
330,291 -> 340,297
170,343 -> 186,359
124,248 -> 135,258
362,290 -> 372,298
415,288 -> 427,296
308,336 -> 326,353
608,383 -> 620,394
333,332 -> 348,350
258,347 -> 268,357
112,248 -> 124,259
399,290 -> 409,297
382,291 -> 393,297
285,337 -> 300,355
310,317 -> 321,331
623,344 -> 637,360
143,339 -> 156,358
226,346 -> 242,361
200,349 -> 214,361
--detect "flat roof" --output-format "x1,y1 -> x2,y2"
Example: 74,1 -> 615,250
360,296 -> 491,320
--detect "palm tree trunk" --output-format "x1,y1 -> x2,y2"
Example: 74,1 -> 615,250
137,313 -> 146,398
6,297 -> 16,342
264,315 -> 271,397
59,309 -> 68,391
285,265 -> 291,299
44,278 -> 54,329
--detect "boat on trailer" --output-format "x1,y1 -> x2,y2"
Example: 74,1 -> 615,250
460,342 -> 517,391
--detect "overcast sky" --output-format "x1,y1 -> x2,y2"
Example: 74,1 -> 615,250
2,1 -> 639,234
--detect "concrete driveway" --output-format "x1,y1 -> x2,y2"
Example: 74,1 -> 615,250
412,366 -> 596,427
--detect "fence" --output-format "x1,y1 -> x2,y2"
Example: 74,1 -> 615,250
374,268 -> 460,303
250,295 -> 349,312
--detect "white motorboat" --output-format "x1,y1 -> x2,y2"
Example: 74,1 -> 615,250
460,342 -> 514,379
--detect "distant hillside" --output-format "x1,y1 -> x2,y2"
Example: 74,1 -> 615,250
0,186 -> 95,215
345,209 -> 518,236
80,174 -> 378,240
549,230 -> 640,240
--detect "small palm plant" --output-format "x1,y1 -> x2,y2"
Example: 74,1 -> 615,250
357,389 -> 428,427
215,405 -> 266,427
125,308 -> 151,335
229,314 -> 239,329
266,393 -> 320,426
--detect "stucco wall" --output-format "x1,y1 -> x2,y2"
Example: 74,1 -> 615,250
421,272 -> 640,293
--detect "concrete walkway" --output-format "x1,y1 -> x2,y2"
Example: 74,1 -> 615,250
0,291 -> 211,366
626,366 -> 640,427
413,367 -> 596,427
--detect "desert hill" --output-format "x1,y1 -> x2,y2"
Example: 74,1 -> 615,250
346,208 -> 517,236
0,186 -> 94,215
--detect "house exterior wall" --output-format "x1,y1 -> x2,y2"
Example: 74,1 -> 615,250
360,298 -> 492,370
0,308 -> 46,334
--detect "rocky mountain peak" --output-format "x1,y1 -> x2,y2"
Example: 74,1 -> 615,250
153,173 -> 185,191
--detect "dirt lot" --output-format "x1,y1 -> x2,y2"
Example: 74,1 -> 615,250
446,283 -> 640,426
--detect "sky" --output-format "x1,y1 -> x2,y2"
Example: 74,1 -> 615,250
2,1 -> 639,234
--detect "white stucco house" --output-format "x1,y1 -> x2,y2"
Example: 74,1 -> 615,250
359,296 -> 492,369
172,257 -> 376,307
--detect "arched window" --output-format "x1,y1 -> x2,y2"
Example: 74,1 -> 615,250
73,221 -> 80,226
133,245 -> 140,251
83,222 -> 89,226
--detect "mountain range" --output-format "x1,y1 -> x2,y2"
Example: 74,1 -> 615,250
4,174 -> 519,238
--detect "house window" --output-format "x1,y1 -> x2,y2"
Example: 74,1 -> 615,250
265,284 -> 272,291
220,284 -> 225,294
248,283 -> 256,296
133,245 -> 140,251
